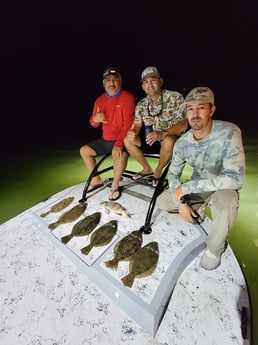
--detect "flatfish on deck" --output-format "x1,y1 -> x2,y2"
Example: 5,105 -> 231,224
100,201 -> 131,218
48,203 -> 87,230
104,230 -> 143,269
80,220 -> 118,256
40,197 -> 75,217
121,241 -> 159,288
60,211 -> 101,244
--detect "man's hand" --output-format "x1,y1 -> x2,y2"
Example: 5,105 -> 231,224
112,146 -> 123,161
94,107 -> 108,123
145,131 -> 162,146
173,185 -> 184,203
126,127 -> 137,141
178,204 -> 199,223
126,124 -> 141,146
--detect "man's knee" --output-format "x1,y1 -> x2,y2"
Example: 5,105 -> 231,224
209,189 -> 239,227
163,134 -> 177,145
210,189 -> 239,210
124,136 -> 141,151
79,145 -> 87,157
124,136 -> 134,148
161,134 -> 177,152
156,188 -> 177,212
80,145 -> 96,157
123,136 -> 129,148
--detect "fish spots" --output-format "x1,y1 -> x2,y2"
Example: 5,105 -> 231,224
40,197 -> 75,217
80,220 -> 118,255
120,241 -> 159,288
48,203 -> 87,230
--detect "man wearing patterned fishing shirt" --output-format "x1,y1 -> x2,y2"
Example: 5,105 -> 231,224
157,86 -> 245,270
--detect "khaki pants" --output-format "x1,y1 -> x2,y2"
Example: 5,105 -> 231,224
157,188 -> 239,255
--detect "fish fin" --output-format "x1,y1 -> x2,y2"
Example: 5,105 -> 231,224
40,211 -> 50,217
48,222 -> 59,230
80,244 -> 93,256
101,206 -> 110,214
61,234 -> 72,244
121,273 -> 134,288
104,259 -> 118,269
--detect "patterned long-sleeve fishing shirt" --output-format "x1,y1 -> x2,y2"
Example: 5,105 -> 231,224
168,120 -> 245,203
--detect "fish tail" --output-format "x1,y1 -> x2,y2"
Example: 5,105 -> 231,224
61,234 -> 72,244
121,273 -> 134,288
80,244 -> 93,256
104,259 -> 118,269
40,211 -> 49,217
48,222 -> 59,230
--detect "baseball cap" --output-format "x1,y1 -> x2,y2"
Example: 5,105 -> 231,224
141,66 -> 161,82
103,67 -> 121,79
185,87 -> 215,105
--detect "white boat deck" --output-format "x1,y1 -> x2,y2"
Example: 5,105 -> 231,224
0,179 -> 251,345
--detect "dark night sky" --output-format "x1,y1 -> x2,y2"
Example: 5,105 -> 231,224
1,1 -> 257,158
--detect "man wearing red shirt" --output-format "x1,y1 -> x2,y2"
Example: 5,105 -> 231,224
80,67 -> 135,200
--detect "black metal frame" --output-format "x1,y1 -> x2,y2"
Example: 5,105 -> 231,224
79,154 -> 170,234
79,154 -> 111,203
139,162 -> 170,234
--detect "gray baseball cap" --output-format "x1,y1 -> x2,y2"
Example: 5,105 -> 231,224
141,66 -> 161,82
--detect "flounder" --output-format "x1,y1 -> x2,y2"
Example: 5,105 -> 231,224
104,230 -> 143,269
60,211 -> 101,244
100,201 -> 131,218
80,220 -> 118,256
121,241 -> 159,288
48,203 -> 87,230
40,197 -> 75,217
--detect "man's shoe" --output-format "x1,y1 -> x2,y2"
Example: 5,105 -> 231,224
109,187 -> 121,201
131,172 -> 153,181
200,248 -> 222,270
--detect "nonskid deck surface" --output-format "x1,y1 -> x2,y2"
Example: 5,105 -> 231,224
0,180 -> 252,344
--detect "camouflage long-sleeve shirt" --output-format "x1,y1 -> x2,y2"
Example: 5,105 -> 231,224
168,120 -> 245,201
134,89 -> 185,131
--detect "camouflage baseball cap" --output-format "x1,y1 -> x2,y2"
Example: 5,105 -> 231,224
141,66 -> 161,82
185,87 -> 215,105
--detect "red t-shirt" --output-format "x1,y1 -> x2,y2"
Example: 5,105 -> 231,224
89,90 -> 135,147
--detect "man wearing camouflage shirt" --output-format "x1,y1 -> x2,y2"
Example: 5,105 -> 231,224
124,66 -> 187,188
157,86 -> 245,270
